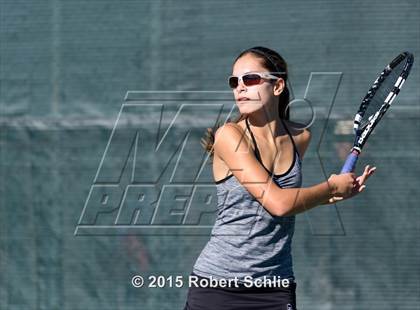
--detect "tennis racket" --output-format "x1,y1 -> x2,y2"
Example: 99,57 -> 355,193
340,51 -> 414,173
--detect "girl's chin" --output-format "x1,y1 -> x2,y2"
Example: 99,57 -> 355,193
237,105 -> 258,113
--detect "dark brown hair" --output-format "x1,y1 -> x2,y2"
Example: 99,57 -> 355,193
201,46 -> 290,157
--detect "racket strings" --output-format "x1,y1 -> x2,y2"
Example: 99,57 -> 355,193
360,61 -> 406,128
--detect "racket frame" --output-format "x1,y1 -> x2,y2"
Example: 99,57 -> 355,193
340,52 -> 414,173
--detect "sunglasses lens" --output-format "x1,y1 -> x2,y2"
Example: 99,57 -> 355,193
243,74 -> 262,86
228,76 -> 238,88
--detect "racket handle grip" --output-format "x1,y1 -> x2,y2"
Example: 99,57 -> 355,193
340,151 -> 359,174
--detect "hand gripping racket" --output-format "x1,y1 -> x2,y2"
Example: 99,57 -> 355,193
340,52 -> 414,173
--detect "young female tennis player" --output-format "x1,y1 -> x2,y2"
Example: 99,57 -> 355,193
183,46 -> 376,310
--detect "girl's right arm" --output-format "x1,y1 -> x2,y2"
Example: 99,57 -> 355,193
214,124 -> 359,217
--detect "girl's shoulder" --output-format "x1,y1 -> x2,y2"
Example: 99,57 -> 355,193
214,120 -> 251,143
283,120 -> 311,139
283,120 -> 312,159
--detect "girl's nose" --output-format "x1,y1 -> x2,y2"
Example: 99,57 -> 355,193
236,79 -> 247,92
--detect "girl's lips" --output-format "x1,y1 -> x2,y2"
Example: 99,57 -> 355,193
237,97 -> 250,101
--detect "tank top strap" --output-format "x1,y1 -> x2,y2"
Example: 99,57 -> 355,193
280,118 -> 299,158
245,116 -> 273,176
245,116 -> 300,167
245,116 -> 262,161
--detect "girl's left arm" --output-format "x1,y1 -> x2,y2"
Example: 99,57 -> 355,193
321,165 -> 376,204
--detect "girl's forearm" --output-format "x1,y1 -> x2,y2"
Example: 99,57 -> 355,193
273,181 -> 335,216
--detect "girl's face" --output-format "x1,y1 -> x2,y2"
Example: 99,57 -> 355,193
231,53 -> 284,115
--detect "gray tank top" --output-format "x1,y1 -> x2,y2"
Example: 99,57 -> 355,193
192,117 -> 302,283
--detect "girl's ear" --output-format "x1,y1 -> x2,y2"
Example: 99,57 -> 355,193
273,78 -> 285,96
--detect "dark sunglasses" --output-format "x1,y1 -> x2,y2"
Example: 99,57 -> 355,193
228,72 -> 280,89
